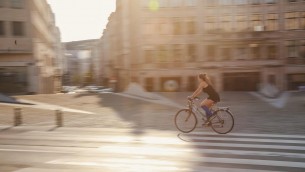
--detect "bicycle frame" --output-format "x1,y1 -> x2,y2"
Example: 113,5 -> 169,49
187,98 -> 230,123
187,98 -> 208,122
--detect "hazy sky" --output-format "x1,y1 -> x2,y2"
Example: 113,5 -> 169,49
47,0 -> 116,42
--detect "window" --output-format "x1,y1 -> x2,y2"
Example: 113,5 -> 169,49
286,40 -> 299,58
251,14 -> 263,31
187,44 -> 197,61
173,44 -> 182,61
301,12 -> 305,29
250,46 -> 260,59
285,12 -> 299,30
187,20 -> 196,34
11,0 -> 23,8
145,50 -> 154,63
206,45 -> 215,61
266,14 -> 279,31
173,18 -> 181,34
12,21 -> 25,36
300,40 -> 305,58
267,45 -> 277,59
222,48 -> 232,60
221,16 -> 232,32
158,18 -> 168,35
205,16 -> 218,33
0,21 -> 4,36
158,45 -> 167,62
158,22 -> 168,35
286,40 -> 305,59
158,45 -> 167,63
236,15 -> 248,32
236,47 -> 247,60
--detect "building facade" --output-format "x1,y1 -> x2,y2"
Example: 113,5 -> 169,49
0,0 -> 63,94
99,0 -> 305,92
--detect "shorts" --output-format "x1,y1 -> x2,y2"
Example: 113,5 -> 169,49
208,94 -> 220,103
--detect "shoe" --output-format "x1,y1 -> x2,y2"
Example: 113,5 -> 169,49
203,121 -> 211,127
203,117 -> 211,127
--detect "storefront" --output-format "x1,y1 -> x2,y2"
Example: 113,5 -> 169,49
223,72 -> 260,91
0,66 -> 27,94
287,73 -> 305,90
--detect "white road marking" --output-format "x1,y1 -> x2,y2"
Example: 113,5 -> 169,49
191,132 -> 305,139
0,148 -> 73,154
97,145 -> 305,159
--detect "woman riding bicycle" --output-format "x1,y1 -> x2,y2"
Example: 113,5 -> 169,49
188,73 -> 220,124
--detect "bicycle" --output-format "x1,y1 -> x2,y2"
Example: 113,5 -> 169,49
174,97 -> 234,134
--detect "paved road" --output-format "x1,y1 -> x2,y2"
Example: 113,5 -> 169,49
0,126 -> 305,172
1,91 -> 304,134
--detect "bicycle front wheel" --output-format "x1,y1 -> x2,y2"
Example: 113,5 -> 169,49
174,109 -> 197,133
210,110 -> 234,134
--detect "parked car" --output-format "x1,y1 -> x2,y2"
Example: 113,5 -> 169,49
84,86 -> 113,93
61,86 -> 78,93
96,87 -> 113,93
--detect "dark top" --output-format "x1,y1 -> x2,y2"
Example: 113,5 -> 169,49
202,85 -> 220,102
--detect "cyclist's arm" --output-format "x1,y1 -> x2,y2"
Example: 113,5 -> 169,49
190,82 -> 205,99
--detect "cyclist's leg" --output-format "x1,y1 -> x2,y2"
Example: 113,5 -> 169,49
200,99 -> 215,119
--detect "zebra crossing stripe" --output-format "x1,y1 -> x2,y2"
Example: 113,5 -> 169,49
15,166 -> 274,172
193,157 -> 305,168
191,132 -> 305,139
97,145 -> 305,159
187,136 -> 305,144
47,158 -> 280,172
190,141 -> 305,151
4,129 -> 305,171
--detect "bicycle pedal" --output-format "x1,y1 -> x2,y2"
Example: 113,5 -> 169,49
202,122 -> 211,127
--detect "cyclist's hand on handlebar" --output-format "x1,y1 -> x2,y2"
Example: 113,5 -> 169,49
187,96 -> 193,100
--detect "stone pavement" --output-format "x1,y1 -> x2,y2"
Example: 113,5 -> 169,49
0,91 -> 304,134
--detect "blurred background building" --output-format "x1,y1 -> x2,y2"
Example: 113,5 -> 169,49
63,39 -> 98,86
96,0 -> 305,92
0,0 -> 64,94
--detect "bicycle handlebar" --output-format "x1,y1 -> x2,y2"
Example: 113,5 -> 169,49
187,97 -> 200,101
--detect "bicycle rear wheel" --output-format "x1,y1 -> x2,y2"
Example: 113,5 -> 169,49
210,110 -> 234,134
174,109 -> 197,133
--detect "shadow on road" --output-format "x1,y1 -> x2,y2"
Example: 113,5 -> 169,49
96,93 -> 180,135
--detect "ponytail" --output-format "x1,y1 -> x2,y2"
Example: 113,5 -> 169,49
199,73 -> 213,86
